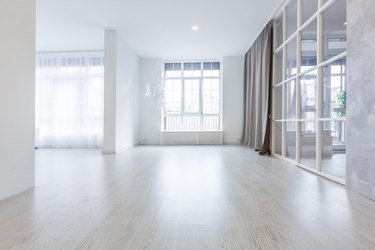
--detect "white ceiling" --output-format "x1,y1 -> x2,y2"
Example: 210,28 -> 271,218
36,0 -> 282,59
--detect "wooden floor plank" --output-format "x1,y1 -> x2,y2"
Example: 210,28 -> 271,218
0,146 -> 374,249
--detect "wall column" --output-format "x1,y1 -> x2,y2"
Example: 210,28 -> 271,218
346,0 -> 375,200
0,0 -> 36,200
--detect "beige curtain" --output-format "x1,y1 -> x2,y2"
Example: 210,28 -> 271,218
241,21 -> 273,155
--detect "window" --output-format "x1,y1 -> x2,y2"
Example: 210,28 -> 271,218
273,0 -> 347,181
35,52 -> 104,148
163,62 -> 221,131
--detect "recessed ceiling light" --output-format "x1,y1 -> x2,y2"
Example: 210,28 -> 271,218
192,25 -> 199,31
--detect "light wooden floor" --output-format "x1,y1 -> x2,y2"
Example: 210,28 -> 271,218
0,146 -> 374,249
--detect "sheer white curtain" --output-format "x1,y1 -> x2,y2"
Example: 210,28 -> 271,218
35,52 -> 104,148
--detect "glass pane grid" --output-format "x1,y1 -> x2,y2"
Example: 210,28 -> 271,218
272,0 -> 347,182
164,61 -> 221,131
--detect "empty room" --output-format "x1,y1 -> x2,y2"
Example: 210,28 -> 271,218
0,0 -> 375,249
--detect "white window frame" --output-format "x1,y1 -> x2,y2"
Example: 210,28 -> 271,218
272,0 -> 347,184
162,61 -> 222,132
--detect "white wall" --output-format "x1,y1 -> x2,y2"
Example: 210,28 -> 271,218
138,57 -> 244,145
0,0 -> 36,200
103,30 -> 140,154
139,59 -> 163,145
222,56 -> 244,144
116,34 -> 140,151
103,30 -> 117,154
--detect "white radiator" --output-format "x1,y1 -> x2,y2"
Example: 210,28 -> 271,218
160,131 -> 223,145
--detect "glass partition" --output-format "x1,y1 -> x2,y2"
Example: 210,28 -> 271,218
272,0 -> 347,182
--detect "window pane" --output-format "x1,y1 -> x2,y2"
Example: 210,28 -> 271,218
203,79 -> 220,114
322,0 -> 347,61
286,0 -> 298,38
203,62 -> 211,70
212,70 -> 220,77
275,12 -> 284,48
302,0 -> 318,24
165,71 -> 174,78
35,53 -> 104,148
184,79 -> 200,113
165,63 -> 173,71
300,70 -> 317,119
286,80 -> 296,120
300,121 -> 316,169
212,62 -> 220,77
164,79 -> 182,114
165,63 -> 182,77
193,62 -> 201,70
287,37 -> 297,78
274,84 -> 283,120
184,62 -> 201,77
320,121 -> 346,179
323,58 -> 346,118
301,19 -> 318,73
212,62 -> 220,70
184,63 -> 192,71
203,62 -> 220,77
163,61 -> 221,131
203,63 -> 211,77
275,49 -> 283,84
174,63 -> 181,71
286,121 -> 296,161
274,122 -> 283,155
